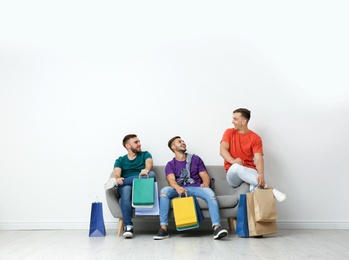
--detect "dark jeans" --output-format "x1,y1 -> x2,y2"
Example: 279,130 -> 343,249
118,171 -> 156,227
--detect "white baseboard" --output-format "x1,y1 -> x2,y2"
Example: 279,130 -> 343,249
1,220 -> 349,230
277,220 -> 349,229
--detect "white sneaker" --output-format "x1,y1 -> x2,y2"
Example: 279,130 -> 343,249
273,189 -> 286,202
104,178 -> 117,190
250,184 -> 258,192
123,226 -> 133,238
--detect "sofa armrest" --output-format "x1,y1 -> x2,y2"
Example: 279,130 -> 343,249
105,172 -> 122,218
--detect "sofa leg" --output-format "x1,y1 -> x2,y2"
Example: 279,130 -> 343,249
227,217 -> 237,232
227,218 -> 233,232
117,218 -> 124,236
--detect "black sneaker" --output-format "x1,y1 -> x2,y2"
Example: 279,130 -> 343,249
213,227 -> 228,240
123,226 -> 133,238
153,228 -> 169,240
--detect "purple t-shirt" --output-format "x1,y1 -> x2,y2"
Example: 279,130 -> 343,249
165,155 -> 207,187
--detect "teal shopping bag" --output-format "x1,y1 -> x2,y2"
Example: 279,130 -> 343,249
132,175 -> 155,207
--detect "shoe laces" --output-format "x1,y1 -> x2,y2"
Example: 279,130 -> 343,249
125,226 -> 133,231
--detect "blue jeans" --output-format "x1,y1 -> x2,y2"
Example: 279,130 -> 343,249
118,171 -> 156,227
159,186 -> 221,228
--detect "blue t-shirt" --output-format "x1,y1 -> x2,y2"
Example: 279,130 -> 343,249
165,155 -> 207,187
114,151 -> 152,178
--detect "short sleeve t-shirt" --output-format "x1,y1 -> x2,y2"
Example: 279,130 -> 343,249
221,128 -> 263,171
114,151 -> 152,178
165,155 -> 207,187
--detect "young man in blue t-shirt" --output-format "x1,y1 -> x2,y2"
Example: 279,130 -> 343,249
153,136 -> 228,240
104,134 -> 155,238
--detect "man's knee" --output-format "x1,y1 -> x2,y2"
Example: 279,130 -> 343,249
201,188 -> 216,200
229,163 -> 242,173
160,186 -> 173,195
148,171 -> 156,179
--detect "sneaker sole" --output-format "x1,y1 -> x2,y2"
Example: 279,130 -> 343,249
104,183 -> 116,190
274,194 -> 286,202
153,235 -> 169,240
276,196 -> 286,202
214,230 -> 228,240
123,233 -> 133,238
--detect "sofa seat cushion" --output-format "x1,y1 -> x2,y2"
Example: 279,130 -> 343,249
195,194 -> 240,209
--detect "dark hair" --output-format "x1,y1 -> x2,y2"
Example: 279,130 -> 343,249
168,136 -> 181,151
122,134 -> 137,147
233,108 -> 251,121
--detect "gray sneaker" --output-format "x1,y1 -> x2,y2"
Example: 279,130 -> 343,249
213,227 -> 228,240
153,228 -> 169,240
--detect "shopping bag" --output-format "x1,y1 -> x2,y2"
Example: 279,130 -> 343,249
253,189 -> 278,222
193,196 -> 204,223
235,194 -> 249,237
135,182 -> 160,215
246,192 -> 278,236
172,193 -> 199,231
132,175 -> 155,208
89,201 -> 106,237
175,196 -> 202,231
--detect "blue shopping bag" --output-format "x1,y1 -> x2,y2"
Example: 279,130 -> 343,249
89,202 -> 106,237
193,196 -> 204,223
236,194 -> 249,237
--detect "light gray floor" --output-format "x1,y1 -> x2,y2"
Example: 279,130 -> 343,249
0,229 -> 349,260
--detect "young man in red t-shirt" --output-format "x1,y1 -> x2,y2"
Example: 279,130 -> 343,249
220,108 -> 286,202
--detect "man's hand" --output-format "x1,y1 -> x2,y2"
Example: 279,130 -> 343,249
140,169 -> 150,176
234,158 -> 244,165
175,186 -> 187,196
116,177 -> 125,185
200,182 -> 209,188
257,175 -> 265,187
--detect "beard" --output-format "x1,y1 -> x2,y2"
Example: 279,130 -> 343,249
131,146 -> 141,155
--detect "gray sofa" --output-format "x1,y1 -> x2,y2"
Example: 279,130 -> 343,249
105,165 -> 249,236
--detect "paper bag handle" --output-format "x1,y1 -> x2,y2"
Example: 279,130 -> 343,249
178,192 -> 188,198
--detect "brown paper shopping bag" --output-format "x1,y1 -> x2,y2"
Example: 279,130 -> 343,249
246,191 -> 278,236
253,189 -> 278,222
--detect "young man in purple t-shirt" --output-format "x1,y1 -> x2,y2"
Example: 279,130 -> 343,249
153,136 -> 228,240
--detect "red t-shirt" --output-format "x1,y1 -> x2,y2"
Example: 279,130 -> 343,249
221,128 -> 263,171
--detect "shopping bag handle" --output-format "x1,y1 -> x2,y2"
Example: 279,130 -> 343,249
138,173 -> 149,178
251,185 -> 266,192
178,192 -> 188,198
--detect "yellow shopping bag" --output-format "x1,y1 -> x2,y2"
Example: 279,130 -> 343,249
172,193 -> 199,231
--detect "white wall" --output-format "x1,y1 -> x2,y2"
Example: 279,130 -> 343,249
1,1 -> 348,230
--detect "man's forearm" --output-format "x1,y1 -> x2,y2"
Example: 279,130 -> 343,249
113,167 -> 122,178
144,159 -> 153,171
168,179 -> 180,189
220,148 -> 235,164
200,172 -> 210,185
